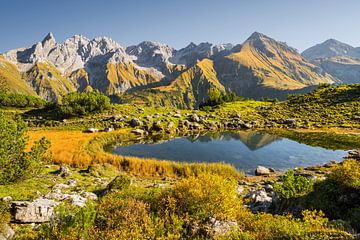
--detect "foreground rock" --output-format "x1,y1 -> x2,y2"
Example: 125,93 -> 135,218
246,189 -> 274,212
255,166 -> 271,176
0,224 -> 14,240
190,217 -> 238,238
59,164 -> 71,178
11,198 -> 59,223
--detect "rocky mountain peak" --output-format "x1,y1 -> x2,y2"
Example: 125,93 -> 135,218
125,41 -> 175,70
244,31 -> 298,55
42,32 -> 56,46
302,39 -> 359,60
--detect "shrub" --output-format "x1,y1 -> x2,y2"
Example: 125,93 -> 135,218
0,92 -> 47,108
274,170 -> 314,199
107,174 -> 131,191
58,91 -> 111,117
329,159 -> 360,189
0,112 -> 50,184
94,197 -> 155,239
200,87 -> 242,109
158,173 -> 240,220
37,203 -> 96,240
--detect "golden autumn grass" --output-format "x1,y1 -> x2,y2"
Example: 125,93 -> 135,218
27,129 -> 243,179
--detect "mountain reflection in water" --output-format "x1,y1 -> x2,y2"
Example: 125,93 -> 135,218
113,131 -> 347,173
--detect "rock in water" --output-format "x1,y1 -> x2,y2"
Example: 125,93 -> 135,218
255,166 -> 271,176
11,198 -> 59,223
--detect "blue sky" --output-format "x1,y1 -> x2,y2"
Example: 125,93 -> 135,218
1,0 -> 359,52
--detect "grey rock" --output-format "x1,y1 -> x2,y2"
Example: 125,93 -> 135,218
59,164 -> 71,178
0,196 -> 12,202
246,189 -> 273,212
190,114 -> 200,123
11,198 -> 59,223
131,129 -> 146,135
255,166 -> 271,176
104,127 -> 114,132
130,118 -> 143,127
85,128 -> 98,133
0,224 -> 15,240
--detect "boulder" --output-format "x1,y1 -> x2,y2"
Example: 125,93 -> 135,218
11,198 -> 59,223
59,164 -> 71,177
85,128 -> 98,133
283,118 -> 299,128
0,224 -> 14,240
0,196 -> 12,202
167,122 -> 175,130
190,114 -> 200,123
104,127 -> 114,132
151,121 -> 163,131
131,129 -> 146,135
194,217 -> 238,237
255,166 -> 271,176
130,118 -> 143,127
246,189 -> 273,212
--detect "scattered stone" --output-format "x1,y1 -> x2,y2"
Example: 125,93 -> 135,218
104,127 -> 114,132
237,185 -> 245,194
80,192 -> 98,201
0,224 -> 15,240
85,128 -> 98,133
255,166 -> 271,176
173,113 -> 181,118
283,119 -> 299,128
53,183 -> 70,189
130,118 -> 143,127
11,198 -> 59,223
1,196 -> 12,202
190,114 -> 200,122
152,121 -> 163,131
246,189 -> 273,212
70,195 -> 87,207
67,179 -> 77,187
131,129 -> 145,135
183,120 -> 191,127
264,184 -> 274,192
59,164 -> 71,178
201,217 -> 238,237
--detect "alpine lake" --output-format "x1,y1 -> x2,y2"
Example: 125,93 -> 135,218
111,130 -> 356,174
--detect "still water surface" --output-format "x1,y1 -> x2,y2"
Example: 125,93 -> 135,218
113,131 -> 348,173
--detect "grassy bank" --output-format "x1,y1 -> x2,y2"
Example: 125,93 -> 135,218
27,129 -> 243,180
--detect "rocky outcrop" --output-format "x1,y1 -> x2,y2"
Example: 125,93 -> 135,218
11,198 -> 59,223
0,224 -> 14,240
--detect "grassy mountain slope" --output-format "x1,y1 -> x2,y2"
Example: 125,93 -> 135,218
105,62 -> 164,94
0,56 -> 36,95
123,59 -> 226,108
24,62 -> 76,102
214,33 -> 336,99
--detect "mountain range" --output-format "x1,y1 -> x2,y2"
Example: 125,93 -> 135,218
0,32 -> 358,108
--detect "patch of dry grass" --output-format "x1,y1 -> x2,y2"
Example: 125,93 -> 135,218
27,129 -> 243,179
